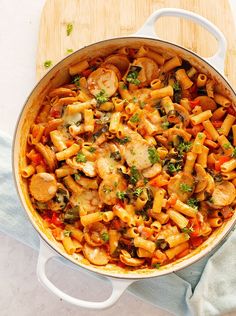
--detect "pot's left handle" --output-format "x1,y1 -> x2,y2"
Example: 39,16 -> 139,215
37,240 -> 134,309
134,8 -> 227,73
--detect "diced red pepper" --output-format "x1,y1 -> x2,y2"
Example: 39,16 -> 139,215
129,48 -> 136,58
31,153 -> 44,166
212,120 -> 223,128
191,124 -> 204,136
51,213 -> 63,227
81,68 -> 93,77
66,140 -> 75,147
227,107 -> 236,116
50,108 -> 61,118
215,156 -> 230,171
189,218 -> 200,237
190,236 -> 204,248
190,99 -> 200,108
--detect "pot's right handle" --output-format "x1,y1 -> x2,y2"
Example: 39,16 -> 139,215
134,8 -> 227,73
37,240 -> 134,309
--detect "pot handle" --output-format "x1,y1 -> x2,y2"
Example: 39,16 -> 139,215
134,8 -> 227,73
37,240 -> 134,309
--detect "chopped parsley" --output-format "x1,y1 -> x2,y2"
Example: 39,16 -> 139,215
167,162 -> 182,174
116,191 -> 126,201
66,48 -> 74,54
74,174 -> 81,181
63,230 -> 71,237
198,133 -> 204,140
126,66 -> 142,85
140,101 -> 146,109
173,81 -> 181,91
134,187 -> 144,197
161,121 -> 170,130
155,239 -> 168,250
110,151 -> 121,161
130,113 -> 140,123
130,166 -> 140,185
122,84 -> 128,90
173,80 -> 182,103
101,232 -> 109,242
181,227 -> 194,234
177,141 -> 192,155
133,96 -> 138,103
152,263 -> 161,269
103,186 -> 112,193
66,23 -> 73,36
95,89 -> 109,104
223,143 -> 231,149
180,183 -> 193,193
73,75 -> 81,87
76,152 -> 87,163
148,148 -> 160,164
187,198 -> 199,210
88,147 -> 96,153
115,136 -> 131,144
44,60 -> 52,69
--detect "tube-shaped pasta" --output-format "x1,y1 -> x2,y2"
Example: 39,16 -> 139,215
109,229 -> 121,254
37,103 -> 51,123
214,94 -> 231,107
187,67 -> 197,78
173,200 -> 197,217
211,107 -> 227,121
56,143 -> 81,161
151,79 -> 162,90
150,85 -> 174,100
219,114 -> 235,136
218,135 -> 233,155
84,109 -> 95,132
69,60 -> 89,76
28,124 -> 45,145
64,175 -> 83,195
152,188 -> 165,213
166,233 -> 189,248
221,158 -> 236,173
50,130 -> 67,151
80,212 -> 103,226
55,165 -> 76,178
118,82 -> 132,100
62,236 -> 76,255
175,69 -> 193,90
196,73 -> 207,87
109,112 -> 121,133
167,209 -> 189,229
113,205 -> 130,223
161,56 -> 182,73
69,124 -> 85,137
165,242 -> 189,259
102,211 -> 114,222
125,227 -> 140,238
232,125 -> 236,146
112,97 -> 125,112
21,165 -> 35,178
184,152 -> 197,173
65,225 -> 84,242
125,102 -> 136,114
133,236 -> 156,253
66,101 -> 91,115
202,120 -> 219,141
36,165 -> 46,173
191,133 -> 206,154
142,118 -> 158,135
150,211 -> 169,224
206,79 -> 215,98
138,46 -> 165,65
150,221 -> 162,232
196,145 -> 209,168
137,248 -> 153,258
180,98 -> 191,111
161,96 -> 174,114
208,217 -> 223,227
190,110 -> 212,125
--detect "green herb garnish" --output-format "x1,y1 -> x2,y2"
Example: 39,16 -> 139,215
130,166 -> 140,185
181,227 -> 194,234
187,198 -> 199,210
73,75 -> 81,87
101,232 -> 109,242
130,113 -> 140,123
198,133 -> 203,140
223,143 -> 231,149
95,89 -> 109,104
148,147 -> 160,164
63,230 -> 71,237
152,263 -> 161,269
173,81 -> 181,91
110,151 -> 121,161
88,147 -> 96,153
74,174 -> 81,181
115,136 -> 131,144
66,23 -> 73,36
103,186 -> 112,193
232,147 -> 236,158
116,191 -> 126,201
177,141 -> 192,155
161,121 -> 170,130
76,152 -> 87,163
167,162 -> 182,174
122,84 -> 128,90
126,66 -> 142,85
44,60 -> 52,69
66,48 -> 74,54
134,187 -> 144,197
180,183 -> 193,193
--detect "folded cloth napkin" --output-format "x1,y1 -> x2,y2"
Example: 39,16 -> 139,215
1,130 -> 235,316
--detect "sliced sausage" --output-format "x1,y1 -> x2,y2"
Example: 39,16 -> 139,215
87,67 -> 118,97
194,96 -> 217,112
132,57 -> 159,86
167,172 -> 195,202
104,54 -> 130,76
83,243 -> 109,265
209,181 -> 236,208
98,174 -> 126,205
124,140 -> 152,170
29,173 -> 57,202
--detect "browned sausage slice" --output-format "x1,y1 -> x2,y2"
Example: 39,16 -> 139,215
29,173 -> 57,202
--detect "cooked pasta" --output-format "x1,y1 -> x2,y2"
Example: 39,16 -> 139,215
23,45 -> 236,270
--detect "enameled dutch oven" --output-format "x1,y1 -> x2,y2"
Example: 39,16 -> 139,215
13,8 -> 236,309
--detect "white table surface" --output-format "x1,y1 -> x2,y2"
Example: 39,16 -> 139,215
1,1 -> 236,315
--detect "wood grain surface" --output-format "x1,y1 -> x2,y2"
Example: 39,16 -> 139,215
36,0 -> 236,88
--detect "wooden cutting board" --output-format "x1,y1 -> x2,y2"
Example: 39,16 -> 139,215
36,0 -> 236,89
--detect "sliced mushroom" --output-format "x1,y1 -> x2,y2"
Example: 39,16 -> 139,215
77,190 -> 102,213
209,181 -> 236,208
205,173 -> 215,195
173,103 -> 190,127
104,54 -> 130,77
194,164 -> 208,193
132,57 -> 159,86
84,222 -> 108,247
120,250 -> 144,267
83,243 -> 109,266
194,96 -> 217,111
49,87 -> 76,98
87,67 -> 118,97
98,174 -> 126,205
124,140 -> 152,170
48,184 -> 69,211
142,163 -> 162,178
66,158 -> 97,177
167,172 -> 195,202
35,143 -> 57,171
29,173 -> 57,202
